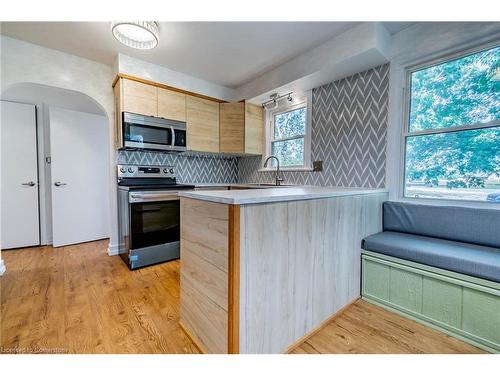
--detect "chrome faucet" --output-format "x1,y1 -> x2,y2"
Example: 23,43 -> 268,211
263,156 -> 284,186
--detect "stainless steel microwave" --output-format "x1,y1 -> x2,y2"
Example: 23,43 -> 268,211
121,112 -> 187,152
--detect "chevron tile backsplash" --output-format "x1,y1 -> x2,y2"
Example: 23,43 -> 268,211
238,64 -> 389,188
117,150 -> 238,184
118,64 -> 388,187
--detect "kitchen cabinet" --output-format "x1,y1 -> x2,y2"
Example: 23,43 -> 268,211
244,103 -> 264,155
219,102 -> 263,155
186,96 -> 220,153
158,87 -> 186,122
113,75 -> 263,155
179,190 -> 388,353
121,78 -> 157,117
113,78 -> 123,149
219,102 -> 244,153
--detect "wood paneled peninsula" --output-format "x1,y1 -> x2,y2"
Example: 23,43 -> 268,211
177,187 -> 388,353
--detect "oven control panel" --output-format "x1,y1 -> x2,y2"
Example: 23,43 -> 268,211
117,164 -> 176,179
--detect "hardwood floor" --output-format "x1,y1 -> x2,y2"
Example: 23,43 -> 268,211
1,240 -> 483,354
0,240 -> 199,354
290,300 -> 484,354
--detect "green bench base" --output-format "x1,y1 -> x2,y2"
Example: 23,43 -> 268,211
361,250 -> 500,353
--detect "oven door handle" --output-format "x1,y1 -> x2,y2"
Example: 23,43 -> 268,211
129,192 -> 181,203
133,207 -> 162,213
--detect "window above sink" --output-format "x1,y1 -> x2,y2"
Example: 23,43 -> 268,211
261,91 -> 313,172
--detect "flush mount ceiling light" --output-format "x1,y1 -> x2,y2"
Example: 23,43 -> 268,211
111,21 -> 159,50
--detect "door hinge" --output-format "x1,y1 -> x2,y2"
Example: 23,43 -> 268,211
45,157 -> 51,164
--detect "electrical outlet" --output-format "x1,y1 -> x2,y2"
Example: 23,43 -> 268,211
313,160 -> 323,172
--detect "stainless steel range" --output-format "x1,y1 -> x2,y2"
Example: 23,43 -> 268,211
117,164 -> 194,270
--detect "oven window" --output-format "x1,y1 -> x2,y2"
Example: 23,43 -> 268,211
124,123 -> 172,145
130,201 -> 180,249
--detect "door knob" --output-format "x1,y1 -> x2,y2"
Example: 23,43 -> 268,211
54,181 -> 67,187
22,181 -> 36,187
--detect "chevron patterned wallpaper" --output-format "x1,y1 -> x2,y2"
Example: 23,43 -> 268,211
117,150 -> 238,184
238,64 -> 389,188
117,64 -> 388,187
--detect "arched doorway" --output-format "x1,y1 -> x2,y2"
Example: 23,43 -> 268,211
1,83 -> 112,248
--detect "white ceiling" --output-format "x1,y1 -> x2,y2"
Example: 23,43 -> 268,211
0,22 -> 414,89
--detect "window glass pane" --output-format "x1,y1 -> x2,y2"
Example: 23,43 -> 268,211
405,127 -> 500,202
271,138 -> 304,167
409,46 -> 500,132
274,107 -> 306,139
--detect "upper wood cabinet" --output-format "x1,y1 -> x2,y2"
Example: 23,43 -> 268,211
219,102 -> 263,155
244,103 -> 264,155
113,78 -> 124,149
186,96 -> 220,153
220,102 -> 245,153
121,79 -> 158,117
114,75 -> 265,155
157,88 -> 186,122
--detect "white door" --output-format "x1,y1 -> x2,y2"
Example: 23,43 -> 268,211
50,107 -> 109,247
1,101 -> 40,249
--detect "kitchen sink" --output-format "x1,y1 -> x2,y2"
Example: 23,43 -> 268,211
248,183 -> 295,187
229,183 -> 296,189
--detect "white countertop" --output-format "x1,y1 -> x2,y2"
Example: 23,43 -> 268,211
178,186 -> 388,205
193,183 -> 293,189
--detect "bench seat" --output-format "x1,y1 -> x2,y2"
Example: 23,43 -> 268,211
362,231 -> 500,283
361,201 -> 500,352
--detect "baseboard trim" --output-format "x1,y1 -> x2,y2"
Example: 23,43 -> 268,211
179,321 -> 207,354
0,259 -> 5,276
283,297 -> 360,354
107,243 -> 120,256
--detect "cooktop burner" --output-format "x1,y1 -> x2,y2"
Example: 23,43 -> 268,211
117,164 -> 194,190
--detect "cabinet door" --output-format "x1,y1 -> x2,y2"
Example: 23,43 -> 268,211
122,78 -> 157,117
158,88 -> 186,122
220,102 -> 244,153
186,96 -> 220,153
244,103 -> 264,155
113,79 -> 124,149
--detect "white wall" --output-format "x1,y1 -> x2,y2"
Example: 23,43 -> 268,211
0,35 -> 119,261
386,22 -> 500,205
240,23 -> 391,103
117,53 -> 237,101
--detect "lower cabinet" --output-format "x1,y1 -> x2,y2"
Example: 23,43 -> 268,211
362,251 -> 500,353
179,198 -> 230,353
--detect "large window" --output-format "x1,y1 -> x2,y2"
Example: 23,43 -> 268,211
264,95 -> 311,169
404,44 -> 500,203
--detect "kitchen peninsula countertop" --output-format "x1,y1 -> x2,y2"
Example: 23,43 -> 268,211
179,186 -> 388,353
179,186 -> 388,205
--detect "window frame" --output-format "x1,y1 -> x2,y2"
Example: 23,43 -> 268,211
261,91 -> 312,172
401,43 -> 500,203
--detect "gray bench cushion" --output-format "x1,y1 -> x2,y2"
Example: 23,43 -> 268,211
362,231 -> 500,283
383,202 -> 500,248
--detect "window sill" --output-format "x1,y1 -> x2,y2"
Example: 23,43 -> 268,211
399,196 -> 500,209
258,167 -> 314,173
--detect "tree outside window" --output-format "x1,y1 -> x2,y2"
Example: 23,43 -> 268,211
404,45 -> 500,202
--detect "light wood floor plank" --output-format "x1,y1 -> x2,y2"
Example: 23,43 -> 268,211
290,300 -> 484,354
0,240 -> 484,354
